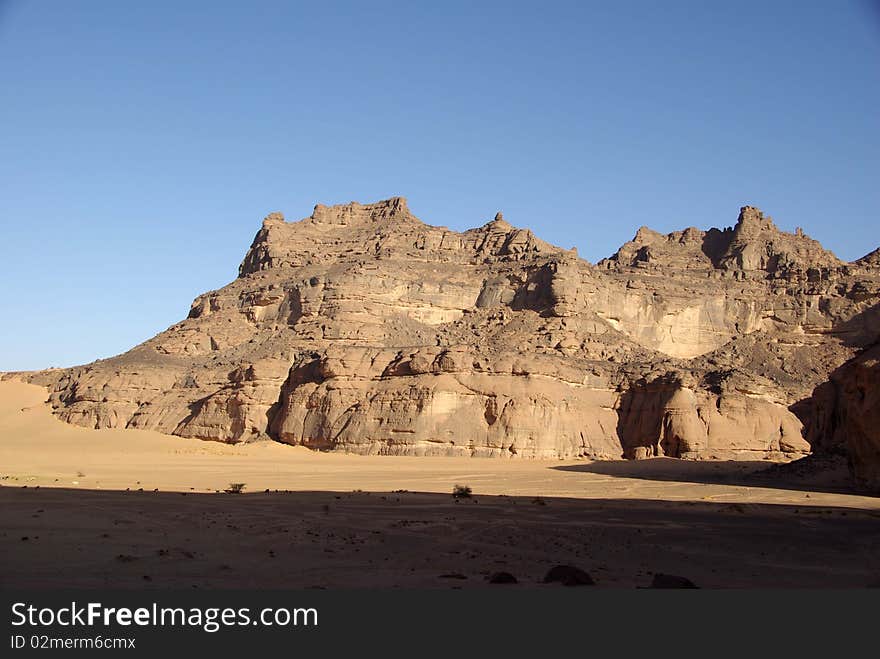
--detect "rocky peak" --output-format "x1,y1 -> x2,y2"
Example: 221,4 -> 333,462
310,197 -> 414,226
734,205 -> 775,235
239,198 -> 425,276
857,247 -> 880,267
484,211 -> 514,232
719,205 -> 842,274
239,198 -> 569,277
678,227 -> 704,245
262,211 -> 285,227
601,225 -> 710,270
632,226 -> 665,245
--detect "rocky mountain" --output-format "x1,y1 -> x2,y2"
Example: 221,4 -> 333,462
8,198 -> 880,485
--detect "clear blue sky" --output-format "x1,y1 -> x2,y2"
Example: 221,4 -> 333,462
1,1 -> 878,371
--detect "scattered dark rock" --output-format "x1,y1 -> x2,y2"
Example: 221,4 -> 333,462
650,573 -> 699,589
543,565 -> 595,586
488,572 -> 518,584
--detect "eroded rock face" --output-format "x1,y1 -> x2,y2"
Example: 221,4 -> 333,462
8,198 -> 880,469
616,374 -> 809,460
270,346 -> 621,458
804,344 -> 880,491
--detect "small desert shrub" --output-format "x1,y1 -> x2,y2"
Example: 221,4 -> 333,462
225,483 -> 246,494
452,484 -> 472,499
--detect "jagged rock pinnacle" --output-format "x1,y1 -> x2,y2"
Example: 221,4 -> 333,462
262,212 -> 285,227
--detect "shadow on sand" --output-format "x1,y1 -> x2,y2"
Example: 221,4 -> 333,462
1,485 -> 879,589
551,456 -> 859,496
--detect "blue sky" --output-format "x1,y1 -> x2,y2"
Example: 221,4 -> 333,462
1,0 -> 878,370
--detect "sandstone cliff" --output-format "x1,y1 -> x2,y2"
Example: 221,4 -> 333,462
7,198 -> 879,476
803,341 -> 880,491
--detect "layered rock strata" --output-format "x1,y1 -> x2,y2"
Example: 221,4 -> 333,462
7,199 -> 879,472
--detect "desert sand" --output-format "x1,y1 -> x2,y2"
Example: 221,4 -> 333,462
2,380 -> 879,588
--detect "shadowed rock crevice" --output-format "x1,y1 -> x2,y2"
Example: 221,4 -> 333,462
799,339 -> 880,491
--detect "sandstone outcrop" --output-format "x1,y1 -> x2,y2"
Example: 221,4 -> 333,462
803,343 -> 880,491
5,198 -> 879,476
